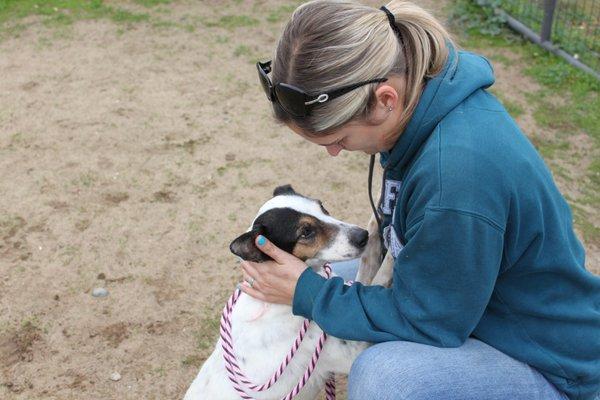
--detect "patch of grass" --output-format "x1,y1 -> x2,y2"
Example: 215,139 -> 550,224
214,34 -> 229,44
491,90 -> 524,118
194,307 -> 220,352
529,136 -> 570,159
448,0 -> 508,36
109,8 -> 149,24
0,0 -> 129,24
68,171 -> 98,190
182,354 -> 203,367
0,0 -> 166,40
7,131 -> 28,148
204,14 -> 259,30
0,214 -> 25,239
233,44 -> 251,57
487,52 -> 511,65
59,244 -> 80,266
521,50 -> 600,141
20,315 -> 41,331
589,158 -> 600,190
134,0 -> 171,7
187,215 -> 205,235
265,4 -> 296,23
572,205 -> 600,245
497,0 -> 599,71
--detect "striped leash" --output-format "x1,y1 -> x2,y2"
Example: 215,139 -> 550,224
220,263 -> 339,400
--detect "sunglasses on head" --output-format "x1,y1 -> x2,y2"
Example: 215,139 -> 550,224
257,60 -> 388,118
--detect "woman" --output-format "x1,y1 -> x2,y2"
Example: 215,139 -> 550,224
239,1 -> 600,399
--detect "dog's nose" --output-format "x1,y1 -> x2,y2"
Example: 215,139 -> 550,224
349,228 -> 369,248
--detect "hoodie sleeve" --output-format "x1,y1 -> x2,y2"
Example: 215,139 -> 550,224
292,206 -> 504,346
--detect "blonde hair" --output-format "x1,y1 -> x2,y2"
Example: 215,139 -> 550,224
271,0 -> 454,144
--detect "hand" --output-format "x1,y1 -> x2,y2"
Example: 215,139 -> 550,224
239,235 -> 308,305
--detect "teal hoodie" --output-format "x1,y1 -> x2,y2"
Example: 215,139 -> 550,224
292,49 -> 600,399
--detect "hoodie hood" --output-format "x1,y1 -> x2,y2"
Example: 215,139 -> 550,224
380,48 -> 495,171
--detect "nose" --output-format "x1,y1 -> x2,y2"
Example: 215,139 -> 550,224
349,228 -> 369,248
326,144 -> 343,157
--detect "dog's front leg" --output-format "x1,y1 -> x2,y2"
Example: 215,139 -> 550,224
370,251 -> 394,288
355,213 -> 382,285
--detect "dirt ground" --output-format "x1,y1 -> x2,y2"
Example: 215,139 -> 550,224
0,1 -> 597,399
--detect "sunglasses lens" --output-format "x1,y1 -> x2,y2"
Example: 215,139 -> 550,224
274,84 -> 306,117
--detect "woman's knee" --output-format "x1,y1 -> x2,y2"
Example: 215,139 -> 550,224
348,341 -> 434,400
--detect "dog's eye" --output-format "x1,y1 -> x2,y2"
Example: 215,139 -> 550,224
318,201 -> 330,216
299,227 -> 315,240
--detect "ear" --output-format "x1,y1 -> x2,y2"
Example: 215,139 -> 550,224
229,226 -> 272,262
273,184 -> 296,197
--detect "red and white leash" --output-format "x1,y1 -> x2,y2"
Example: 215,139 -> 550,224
220,263 -> 343,400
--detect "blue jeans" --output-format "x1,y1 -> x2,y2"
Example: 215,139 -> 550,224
330,260 -> 570,400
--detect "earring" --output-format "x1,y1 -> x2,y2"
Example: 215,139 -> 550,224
388,106 -> 393,112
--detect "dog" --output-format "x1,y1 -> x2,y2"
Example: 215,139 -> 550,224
184,184 -> 393,400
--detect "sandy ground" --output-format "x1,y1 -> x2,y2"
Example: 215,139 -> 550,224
0,1 -> 597,399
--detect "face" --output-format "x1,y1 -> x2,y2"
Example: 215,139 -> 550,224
230,185 -> 368,262
286,76 -> 406,157
288,120 -> 387,157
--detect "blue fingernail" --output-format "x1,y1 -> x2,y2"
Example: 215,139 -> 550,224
257,235 -> 266,246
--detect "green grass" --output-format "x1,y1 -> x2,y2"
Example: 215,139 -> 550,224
265,4 -> 296,23
491,90 -> 525,118
0,0 -> 187,40
194,306 -> 220,352
497,0 -> 600,71
204,14 -> 259,30
0,0 -> 150,25
134,0 -> 171,6
233,44 -> 252,57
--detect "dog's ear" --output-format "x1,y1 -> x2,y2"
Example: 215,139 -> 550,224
229,225 -> 272,262
273,184 -> 296,197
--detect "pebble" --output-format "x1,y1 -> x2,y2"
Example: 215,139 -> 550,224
225,153 -> 236,161
110,372 -> 121,381
92,287 -> 109,298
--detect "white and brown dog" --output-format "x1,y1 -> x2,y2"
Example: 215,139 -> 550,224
184,185 -> 393,400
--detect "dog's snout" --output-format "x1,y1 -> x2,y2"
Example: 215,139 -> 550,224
350,228 -> 369,248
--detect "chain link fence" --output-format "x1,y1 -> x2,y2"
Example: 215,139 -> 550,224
496,0 -> 599,79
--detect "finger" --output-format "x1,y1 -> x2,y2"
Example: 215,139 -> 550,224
241,269 -> 261,289
241,260 -> 259,279
255,235 -> 290,264
239,283 -> 268,302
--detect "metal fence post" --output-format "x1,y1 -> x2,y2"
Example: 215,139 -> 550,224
540,0 -> 558,43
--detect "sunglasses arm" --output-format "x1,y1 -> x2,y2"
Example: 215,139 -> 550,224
304,78 -> 388,105
304,94 -> 329,105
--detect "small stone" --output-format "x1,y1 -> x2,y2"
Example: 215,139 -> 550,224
110,372 -> 121,381
225,153 -> 235,162
97,273 -> 106,280
92,287 -> 108,298
53,294 -> 59,301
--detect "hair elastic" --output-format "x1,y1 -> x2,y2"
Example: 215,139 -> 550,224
380,5 -> 402,37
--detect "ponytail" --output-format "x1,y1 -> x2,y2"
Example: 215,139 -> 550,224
381,0 -> 452,144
